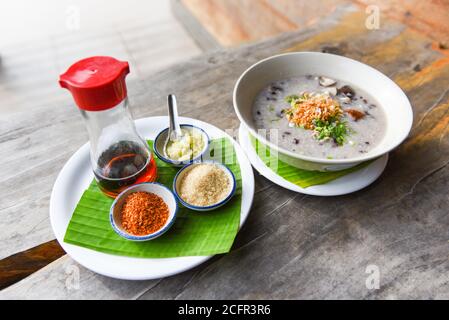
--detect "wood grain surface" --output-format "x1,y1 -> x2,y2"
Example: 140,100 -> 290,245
0,240 -> 65,291
180,0 -> 346,46
179,0 -> 449,47
1,5 -> 449,299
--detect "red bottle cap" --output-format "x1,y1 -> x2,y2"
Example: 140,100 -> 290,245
59,56 -> 130,111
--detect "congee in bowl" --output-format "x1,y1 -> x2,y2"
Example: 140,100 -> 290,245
252,75 -> 387,159
233,52 -> 413,171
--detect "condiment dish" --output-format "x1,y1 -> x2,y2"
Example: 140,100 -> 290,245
233,52 -> 413,171
110,182 -> 178,241
173,161 -> 237,212
153,124 -> 210,167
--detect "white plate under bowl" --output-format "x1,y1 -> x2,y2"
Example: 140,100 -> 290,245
238,124 -> 387,196
49,116 -> 255,280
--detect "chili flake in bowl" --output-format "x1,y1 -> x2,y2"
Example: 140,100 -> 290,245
110,183 -> 178,241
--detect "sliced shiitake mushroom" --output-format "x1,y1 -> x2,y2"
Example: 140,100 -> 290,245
337,85 -> 355,98
324,87 -> 337,96
339,96 -> 351,103
319,76 -> 337,87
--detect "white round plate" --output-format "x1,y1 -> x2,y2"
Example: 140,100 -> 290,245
50,117 -> 255,280
238,124 -> 387,196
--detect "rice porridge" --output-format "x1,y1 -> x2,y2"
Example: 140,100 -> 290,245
252,75 -> 387,159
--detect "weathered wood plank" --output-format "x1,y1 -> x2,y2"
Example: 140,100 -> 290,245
140,168 -> 449,299
358,0 -> 449,44
0,240 -> 65,291
180,0 -> 348,46
0,15 -> 201,116
0,255 -> 157,300
179,0 -> 449,47
171,0 -> 222,51
1,7 -> 449,299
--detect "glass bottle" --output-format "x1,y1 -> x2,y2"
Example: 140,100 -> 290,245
59,56 -> 157,198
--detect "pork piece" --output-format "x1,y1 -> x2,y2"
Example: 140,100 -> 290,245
345,108 -> 365,121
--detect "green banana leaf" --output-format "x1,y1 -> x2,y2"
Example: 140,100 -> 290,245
249,134 -> 374,188
64,138 -> 242,258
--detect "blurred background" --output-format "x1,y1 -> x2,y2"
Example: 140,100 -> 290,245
0,1 -> 200,116
0,0 -> 447,116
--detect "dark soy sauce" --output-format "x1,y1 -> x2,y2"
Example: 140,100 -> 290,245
94,141 -> 157,198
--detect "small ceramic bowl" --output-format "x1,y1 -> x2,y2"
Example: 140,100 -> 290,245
153,124 -> 210,167
110,182 -> 178,241
172,161 -> 236,212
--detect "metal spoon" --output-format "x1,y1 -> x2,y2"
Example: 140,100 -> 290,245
163,94 -> 183,157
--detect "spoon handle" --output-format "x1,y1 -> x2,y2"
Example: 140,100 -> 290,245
168,94 -> 182,140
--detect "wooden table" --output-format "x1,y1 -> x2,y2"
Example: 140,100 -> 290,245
1,4 -> 448,299
175,0 -> 449,48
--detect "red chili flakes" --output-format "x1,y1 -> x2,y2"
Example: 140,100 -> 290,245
121,191 -> 169,236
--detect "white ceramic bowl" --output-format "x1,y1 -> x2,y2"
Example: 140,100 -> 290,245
173,161 -> 236,212
110,182 -> 178,241
153,124 -> 210,167
233,52 -> 413,171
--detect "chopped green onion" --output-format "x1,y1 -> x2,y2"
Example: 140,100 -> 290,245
285,94 -> 299,104
313,117 -> 350,146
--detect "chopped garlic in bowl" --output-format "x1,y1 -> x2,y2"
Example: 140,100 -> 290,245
165,128 -> 205,161
153,124 -> 210,167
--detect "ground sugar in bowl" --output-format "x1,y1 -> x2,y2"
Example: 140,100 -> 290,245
173,162 -> 236,211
